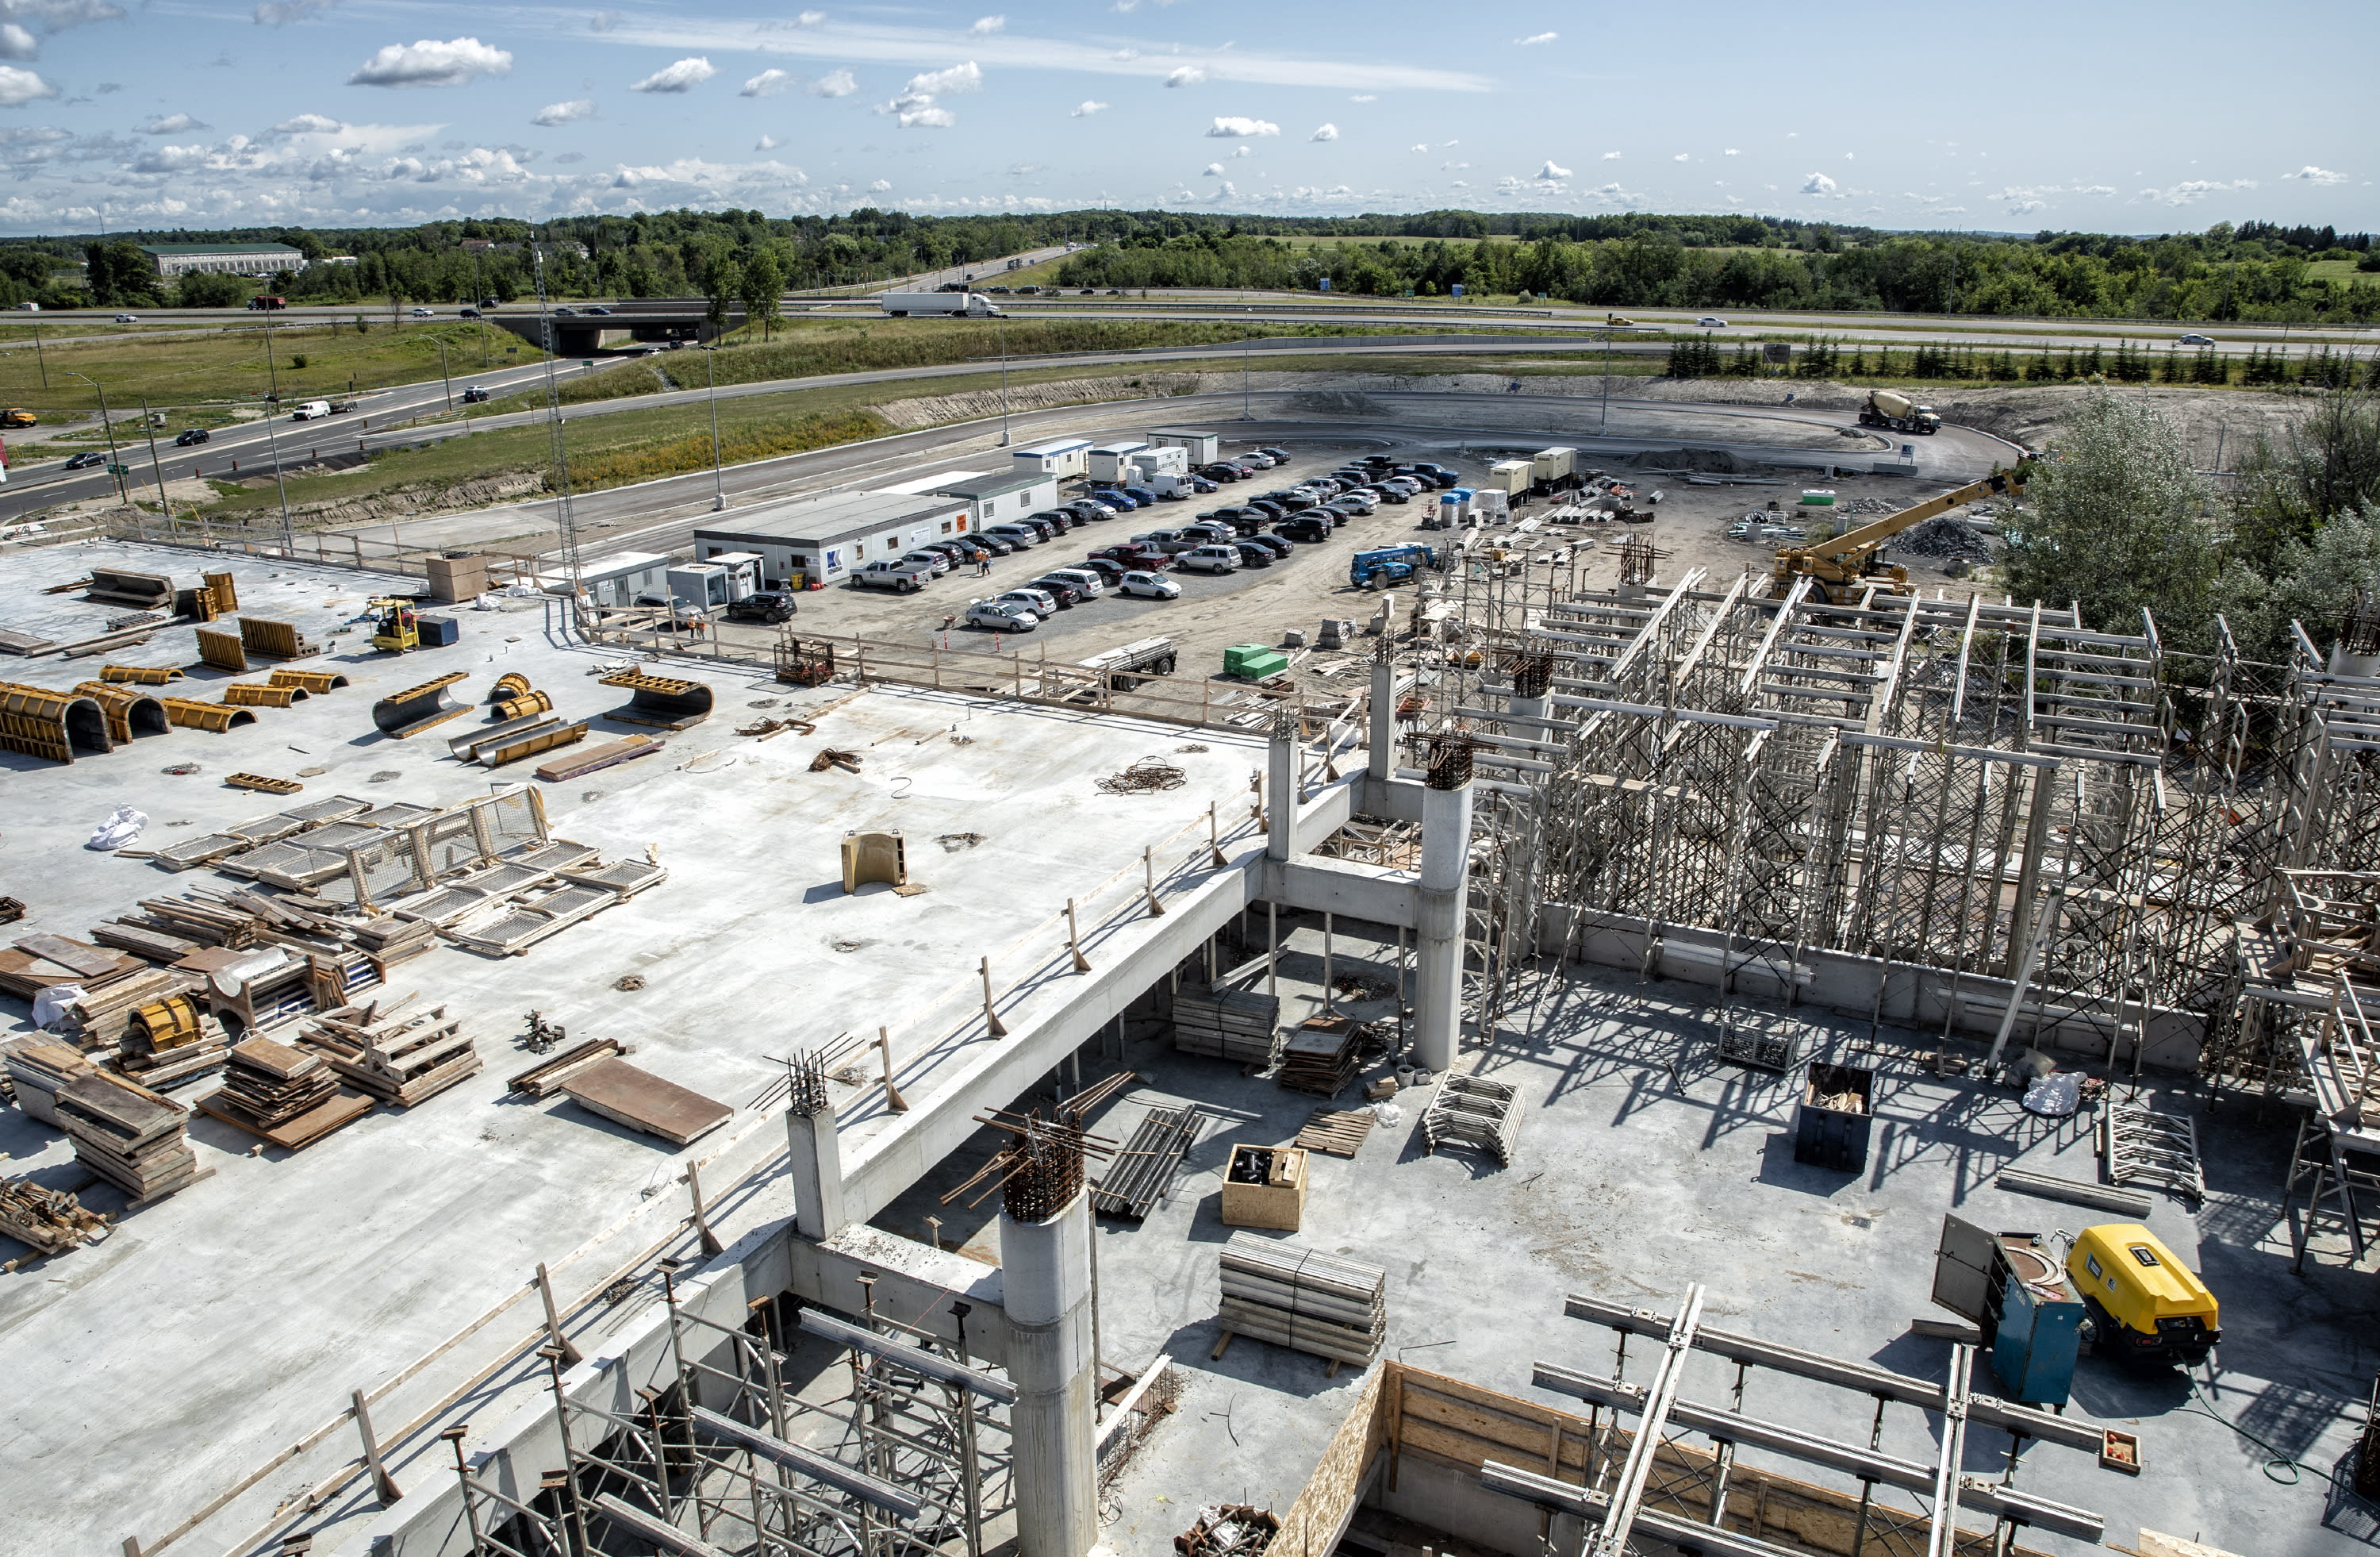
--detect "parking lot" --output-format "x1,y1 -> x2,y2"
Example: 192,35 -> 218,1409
698,435 -> 1482,676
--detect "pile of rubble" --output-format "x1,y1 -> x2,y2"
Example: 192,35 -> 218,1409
1893,513 -> 1997,563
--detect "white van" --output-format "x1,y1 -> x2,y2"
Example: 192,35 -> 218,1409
290,399 -> 332,421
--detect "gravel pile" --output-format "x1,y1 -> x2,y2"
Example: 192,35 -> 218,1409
1892,513 -> 1997,562
1623,446 -> 1758,475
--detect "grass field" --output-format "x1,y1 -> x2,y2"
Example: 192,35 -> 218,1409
0,319 -> 542,413
2305,258 -> 2376,284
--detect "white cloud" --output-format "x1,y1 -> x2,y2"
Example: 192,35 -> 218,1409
1514,30 -> 1556,44
532,98 -> 595,125
1672,152 -> 1687,162
135,111 -> 207,134
902,61 -> 981,96
1202,161 -> 1222,175
1723,148 -> 1739,156
252,0 -> 334,25
1447,180 -> 1465,189
1069,98 -> 1107,117
1537,159 -> 1569,179
1844,151 -> 1855,160
876,60 -> 979,125
755,133 -> 778,150
628,56 -> 716,93
3,0 -> 122,31
2287,164 -> 2346,185
967,13 -> 1004,35
588,10 -> 619,32
2006,199 -> 2045,215
795,9 -> 824,24
1230,144 -> 1252,158
1165,64 -> 1205,87
1349,94 -> 1375,102
811,67 -> 857,97
0,22 -> 31,57
270,112 -> 343,133
0,63 -> 56,105
1310,122 -> 1338,141
347,37 -> 512,88
129,142 -> 209,173
1206,116 -> 1278,137
868,178 -> 890,191
743,67 -> 793,96
1601,150 -> 1618,160
1440,160 -> 1468,170
2136,177 -> 2258,205
1801,171 -> 1836,194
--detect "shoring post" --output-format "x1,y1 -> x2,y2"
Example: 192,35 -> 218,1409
351,1388 -> 401,1505
687,1160 -> 724,1255
1067,898 -> 1092,973
981,956 -> 1009,1036
1143,845 -> 1166,916
536,1261 -> 584,1365
877,1026 -> 909,1113
1208,802 -> 1227,868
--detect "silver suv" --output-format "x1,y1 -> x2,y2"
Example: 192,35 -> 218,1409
1177,544 -> 1242,575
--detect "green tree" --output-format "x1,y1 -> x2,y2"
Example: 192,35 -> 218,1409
85,241 -> 158,307
739,248 -> 784,341
175,271 -> 251,308
2000,390 -> 2223,646
2218,506 -> 2380,660
2231,390 -> 2380,575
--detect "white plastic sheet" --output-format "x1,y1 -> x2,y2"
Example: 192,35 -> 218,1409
31,983 -> 84,1029
84,805 -> 146,851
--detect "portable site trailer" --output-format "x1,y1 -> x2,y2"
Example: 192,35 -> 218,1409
1088,441 -> 1151,482
665,562 -> 734,613
700,552 -> 766,599
1149,428 -> 1222,465
1012,438 -> 1094,479
570,550 -> 673,608
1125,447 -> 1190,479
1484,459 -> 1535,496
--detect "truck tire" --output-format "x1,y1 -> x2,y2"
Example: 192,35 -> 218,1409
1157,655 -> 1177,674
901,579 -> 919,594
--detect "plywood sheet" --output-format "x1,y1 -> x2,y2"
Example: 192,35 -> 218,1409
559,1057 -> 731,1147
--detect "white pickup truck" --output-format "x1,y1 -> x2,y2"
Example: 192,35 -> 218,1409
881,291 -> 1004,318
850,559 -> 935,594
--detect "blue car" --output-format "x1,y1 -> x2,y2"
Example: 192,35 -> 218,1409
1092,485 -> 1150,510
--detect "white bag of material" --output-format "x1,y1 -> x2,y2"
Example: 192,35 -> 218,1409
1371,1101 -> 1403,1127
472,591 -> 501,610
31,984 -> 84,1029
85,805 -> 146,851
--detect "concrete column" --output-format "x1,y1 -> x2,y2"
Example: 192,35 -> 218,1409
1413,774 -> 1475,1072
1368,655 -> 1397,782
785,1108 -> 846,1242
1266,719 -> 1299,863
1002,1190 -> 1098,1557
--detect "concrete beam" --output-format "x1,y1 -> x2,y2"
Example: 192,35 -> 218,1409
1263,855 -> 1417,929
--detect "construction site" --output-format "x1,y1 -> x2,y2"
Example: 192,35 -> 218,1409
1,410 -> 2376,1557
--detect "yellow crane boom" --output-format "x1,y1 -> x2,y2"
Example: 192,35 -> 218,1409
1771,467 -> 2026,602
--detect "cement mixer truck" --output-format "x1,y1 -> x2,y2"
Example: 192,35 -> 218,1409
1859,389 -> 1940,436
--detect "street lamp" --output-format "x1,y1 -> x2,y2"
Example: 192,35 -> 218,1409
263,318 -> 280,407
995,313 -> 1012,447
63,371 -> 125,502
436,338 -> 452,412
703,343 -> 726,511
137,395 -> 175,531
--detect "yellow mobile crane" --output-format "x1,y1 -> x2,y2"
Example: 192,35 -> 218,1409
1770,466 -> 2029,603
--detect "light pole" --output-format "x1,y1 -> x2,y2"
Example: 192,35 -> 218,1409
259,401 -> 296,553
137,394 -> 174,531
995,313 -> 1012,446
263,318 -> 280,408
29,318 -> 45,389
1241,323 -> 1253,421
436,338 -> 452,411
1599,329 -> 1614,436
64,371 -> 125,502
704,343 -> 725,510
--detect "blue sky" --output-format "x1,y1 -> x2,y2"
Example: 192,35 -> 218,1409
0,0 -> 2368,236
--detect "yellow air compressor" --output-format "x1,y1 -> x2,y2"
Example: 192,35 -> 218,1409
2066,1224 -> 2220,1367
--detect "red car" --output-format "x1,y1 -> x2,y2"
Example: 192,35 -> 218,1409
1092,544 -> 1170,569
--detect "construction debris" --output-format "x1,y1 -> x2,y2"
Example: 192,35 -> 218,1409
1096,758 -> 1187,795
1292,1106 -> 1376,1158
1170,985 -> 1279,1066
53,1072 -> 209,1202
298,1001 -> 479,1107
0,1176 -> 110,1262
1176,1505 -> 1277,1557
507,1036 -> 626,1098
1276,1017 -> 1364,1098
2,1035 -> 96,1124
1421,1074 -> 1523,1166
2102,1102 -> 2205,1203
1215,1232 -> 1386,1371
809,748 -> 862,774
197,1036 -> 370,1151
1891,513 -> 1996,563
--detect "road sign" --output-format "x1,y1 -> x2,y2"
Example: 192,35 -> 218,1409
1901,444 -> 1916,460
106,463 -> 129,475
1762,344 -> 1792,363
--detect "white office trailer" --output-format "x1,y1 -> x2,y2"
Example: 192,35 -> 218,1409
665,562 -> 734,613
1147,428 -> 1221,465
693,490 -> 973,590
935,470 -> 1061,525
1010,438 -> 1094,479
1483,459 -> 1535,496
1086,442 -> 1150,482
701,552 -> 766,600
1125,447 -> 1190,479
1533,446 -> 1577,484
567,550 -> 674,607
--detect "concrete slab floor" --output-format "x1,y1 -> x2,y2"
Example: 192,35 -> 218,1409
874,917 -> 2378,1557
0,539 -> 1274,1554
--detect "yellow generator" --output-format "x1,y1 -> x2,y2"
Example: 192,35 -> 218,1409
2065,1224 -> 2220,1367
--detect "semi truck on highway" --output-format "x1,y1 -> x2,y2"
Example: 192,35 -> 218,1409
880,292 -> 1005,318
1858,390 -> 1940,436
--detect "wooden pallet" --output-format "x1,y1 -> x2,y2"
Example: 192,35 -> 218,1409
195,1086 -> 373,1151
1293,1107 -> 1376,1158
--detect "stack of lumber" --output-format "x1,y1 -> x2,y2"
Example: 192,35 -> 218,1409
197,1036 -> 370,1150
1090,1102 -> 1204,1219
113,991 -> 230,1090
124,894 -> 263,951
1171,985 -> 1280,1065
0,933 -> 147,1005
350,914 -> 437,971
2,1036 -> 96,1124
1276,1018 -> 1362,1098
89,919 -> 206,965
1216,1232 -> 1386,1369
506,1037 -> 625,1099
298,1001 -> 478,1106
1420,1075 -> 1522,1166
0,1175 -> 110,1263
52,1074 -> 207,1202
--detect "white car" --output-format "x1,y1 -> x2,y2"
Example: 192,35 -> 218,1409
993,586 -> 1058,616
965,599 -> 1039,631
1177,544 -> 1242,575
113,313 -> 138,324
1696,316 -> 1729,328
1119,571 -> 1180,600
409,306 -> 435,318
2177,332 -> 2217,346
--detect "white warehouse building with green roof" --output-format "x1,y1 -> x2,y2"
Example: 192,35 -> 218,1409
136,242 -> 305,277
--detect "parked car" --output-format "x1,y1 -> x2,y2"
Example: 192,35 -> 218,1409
1177,544 -> 1242,575
1188,475 -> 1219,494
1232,541 -> 1276,569
63,449 -> 106,470
922,539 -> 985,565
1132,529 -> 1203,556
1093,543 -> 1169,568
173,428 -> 211,447
1242,533 -> 1294,559
1277,516 -> 1334,544
1092,485 -> 1150,510
1030,508 -> 1084,531
993,586 -> 1058,616
1029,575 -> 1088,606
852,559 -> 935,592
1242,499 -> 1287,521
1068,499 -> 1119,521
1078,556 -> 1130,585
1119,570 -> 1180,600
462,385 -> 492,403
1039,567 -> 1107,599
1180,521 -> 1235,544
901,549 -> 954,577
1199,463 -> 1243,482
965,531 -> 1016,556
966,599 -> 1039,631
984,524 -> 1042,548
725,590 -> 797,623
1257,446 -> 1290,463
1017,515 -> 1067,541
1334,491 -> 1379,514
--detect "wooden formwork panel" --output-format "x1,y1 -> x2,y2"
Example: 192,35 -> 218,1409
202,571 -> 240,613
237,617 -> 317,661
0,682 -> 111,763
194,626 -> 248,674
597,669 -> 712,729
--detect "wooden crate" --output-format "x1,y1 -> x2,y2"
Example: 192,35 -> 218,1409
1220,1143 -> 1307,1232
